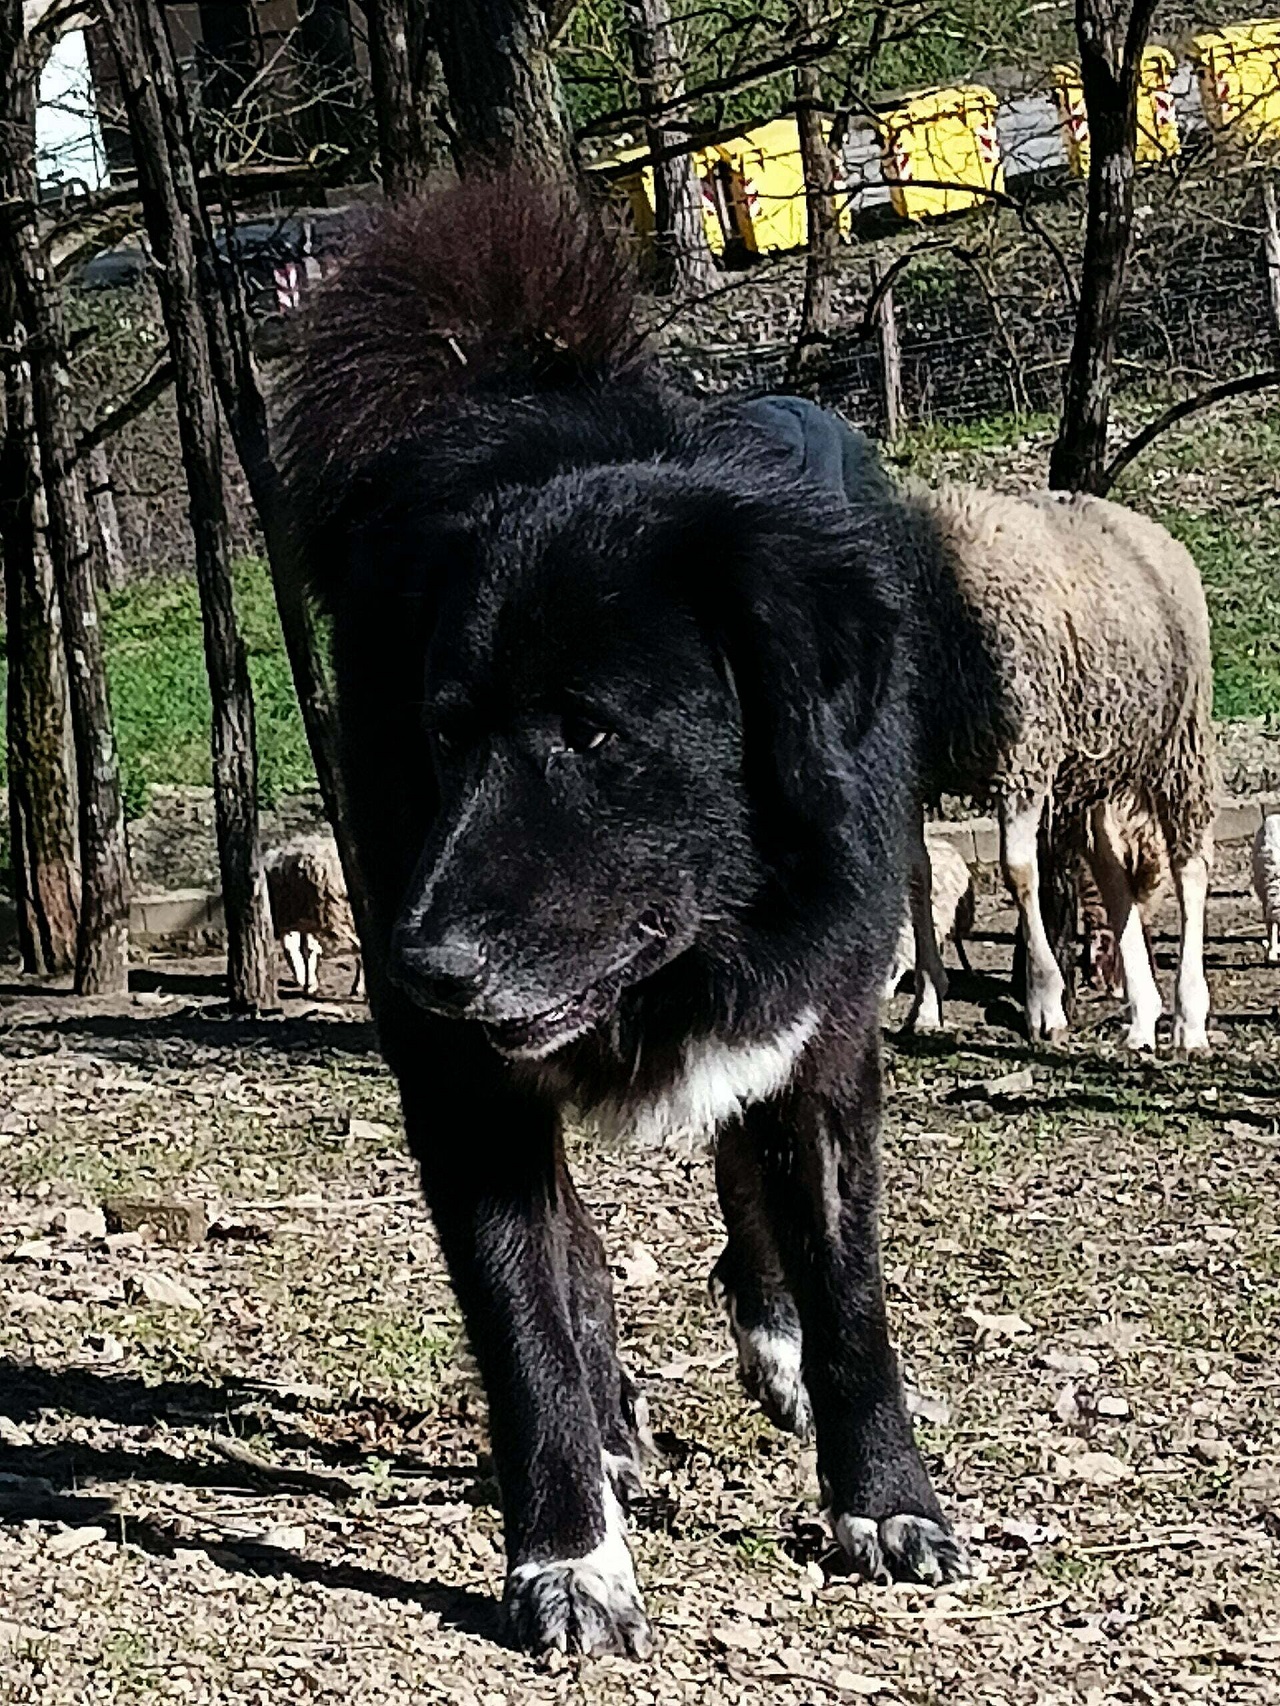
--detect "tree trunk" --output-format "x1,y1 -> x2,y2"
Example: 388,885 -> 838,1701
433,0 -> 576,180
103,0 -> 276,1012
85,442 -> 126,589
96,0 -> 372,960
0,8 -> 130,993
787,50 -> 839,386
365,0 -> 444,197
622,0 -> 715,296
1048,0 -> 1158,493
0,356 -> 80,974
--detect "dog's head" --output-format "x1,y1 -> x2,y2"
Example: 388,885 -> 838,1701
360,456 -> 905,1059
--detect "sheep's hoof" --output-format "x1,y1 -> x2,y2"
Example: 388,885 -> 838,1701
1173,1024 -> 1211,1056
1124,1025 -> 1157,1052
1028,1018 -> 1069,1046
905,1008 -> 944,1035
1266,949 -> 1280,967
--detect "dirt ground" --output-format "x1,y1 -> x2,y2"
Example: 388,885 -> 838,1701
2,842 -> 1278,1706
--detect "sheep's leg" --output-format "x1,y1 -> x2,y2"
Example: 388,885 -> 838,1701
1266,919 -> 1280,966
351,956 -> 366,998
282,931 -> 307,991
301,934 -> 322,997
1086,803 -> 1163,1051
904,815 -> 948,1032
1169,840 -> 1212,1054
999,791 -> 1068,1042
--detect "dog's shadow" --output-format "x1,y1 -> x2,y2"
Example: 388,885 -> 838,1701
0,1360 -> 500,1643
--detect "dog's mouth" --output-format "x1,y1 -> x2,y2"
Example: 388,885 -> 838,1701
483,976 -> 625,1061
483,911 -> 681,1061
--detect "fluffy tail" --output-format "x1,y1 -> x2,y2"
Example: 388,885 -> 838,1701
286,176 -> 643,494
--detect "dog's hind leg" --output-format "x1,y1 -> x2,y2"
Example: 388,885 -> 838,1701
742,1041 -> 968,1587
559,1144 -> 651,1504
398,1042 -> 651,1659
712,1123 -> 812,1439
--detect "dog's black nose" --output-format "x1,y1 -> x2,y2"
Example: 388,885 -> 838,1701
392,932 -> 488,1014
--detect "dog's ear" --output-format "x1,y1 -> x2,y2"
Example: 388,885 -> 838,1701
678,487 -> 905,881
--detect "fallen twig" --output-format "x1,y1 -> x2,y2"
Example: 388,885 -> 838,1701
210,1437 -> 370,1500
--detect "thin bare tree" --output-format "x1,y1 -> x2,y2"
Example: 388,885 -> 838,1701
102,0 -> 277,1012
0,352 -> 79,973
787,0 -> 840,384
1049,0 -> 1160,492
96,0 -> 370,955
623,0 -> 715,295
1,0 -> 129,993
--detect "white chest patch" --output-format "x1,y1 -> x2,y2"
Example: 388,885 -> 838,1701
582,1008 -> 819,1147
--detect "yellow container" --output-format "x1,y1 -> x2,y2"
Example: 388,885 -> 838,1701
1191,20 -> 1280,142
881,85 -> 1003,220
714,118 -> 810,254
1052,48 -> 1180,175
588,143 -> 726,257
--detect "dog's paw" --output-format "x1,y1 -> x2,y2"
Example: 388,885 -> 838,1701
713,1275 -> 813,1439
505,1552 -> 652,1658
834,1512 -> 969,1586
505,1483 -> 652,1659
735,1319 -> 813,1440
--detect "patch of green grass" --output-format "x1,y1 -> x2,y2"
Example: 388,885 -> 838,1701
1158,508 -> 1280,721
893,411 -> 1056,461
0,556 -> 313,830
102,558 -> 315,818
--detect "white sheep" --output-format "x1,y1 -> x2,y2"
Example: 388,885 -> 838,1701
264,834 -> 364,998
884,835 -> 974,1002
908,486 -> 1217,1052
1253,815 -> 1280,965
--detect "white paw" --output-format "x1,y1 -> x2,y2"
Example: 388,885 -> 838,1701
603,1446 -> 645,1506
505,1483 -> 651,1657
729,1312 -> 813,1440
834,1512 -> 969,1586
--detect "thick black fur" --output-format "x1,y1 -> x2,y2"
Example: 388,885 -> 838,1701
285,179 -> 963,1657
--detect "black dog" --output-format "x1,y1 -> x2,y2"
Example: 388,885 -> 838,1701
285,178 -> 966,1658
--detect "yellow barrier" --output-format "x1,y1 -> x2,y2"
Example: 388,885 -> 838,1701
590,143 -> 726,258
882,85 -> 1003,220
1052,48 -> 1180,175
1191,20 -> 1280,142
712,118 -> 808,254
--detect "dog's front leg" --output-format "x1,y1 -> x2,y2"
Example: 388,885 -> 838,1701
400,1069 -> 652,1658
744,1042 -> 968,1586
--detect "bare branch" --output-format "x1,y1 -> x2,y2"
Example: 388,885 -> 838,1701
576,31 -> 840,138
76,355 -> 175,457
1101,369 -> 1280,494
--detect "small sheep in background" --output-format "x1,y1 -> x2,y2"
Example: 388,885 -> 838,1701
884,836 -> 974,1003
264,834 -> 364,998
1253,815 -> 1280,965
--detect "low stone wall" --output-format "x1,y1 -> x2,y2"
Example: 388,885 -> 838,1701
929,794 -> 1278,867
3,796 -> 1272,958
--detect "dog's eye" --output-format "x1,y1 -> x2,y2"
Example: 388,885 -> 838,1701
558,713 -> 613,755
